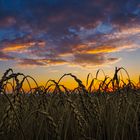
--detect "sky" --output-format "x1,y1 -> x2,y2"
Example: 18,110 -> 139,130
0,0 -> 140,89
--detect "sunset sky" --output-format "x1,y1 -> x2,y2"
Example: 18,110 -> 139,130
0,0 -> 140,89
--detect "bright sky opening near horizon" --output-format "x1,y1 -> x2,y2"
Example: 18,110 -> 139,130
0,0 -> 140,89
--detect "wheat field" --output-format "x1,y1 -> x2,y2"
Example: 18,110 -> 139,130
0,68 -> 140,140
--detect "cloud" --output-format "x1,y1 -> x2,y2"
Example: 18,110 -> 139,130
17,58 -> 67,67
0,25 -> 139,67
2,43 -> 34,53
0,17 -> 16,27
72,53 -> 120,67
0,52 -> 15,61
0,0 -> 140,68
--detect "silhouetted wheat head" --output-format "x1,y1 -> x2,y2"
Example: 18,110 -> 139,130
0,67 -> 140,140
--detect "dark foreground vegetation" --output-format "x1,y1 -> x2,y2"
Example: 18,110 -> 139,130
0,68 -> 140,140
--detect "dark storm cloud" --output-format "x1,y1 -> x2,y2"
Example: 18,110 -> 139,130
0,0 -> 140,67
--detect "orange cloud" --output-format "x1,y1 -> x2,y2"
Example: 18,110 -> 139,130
86,44 -> 137,54
74,44 -> 118,54
86,46 -> 117,54
73,44 -> 131,55
2,42 -> 35,53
